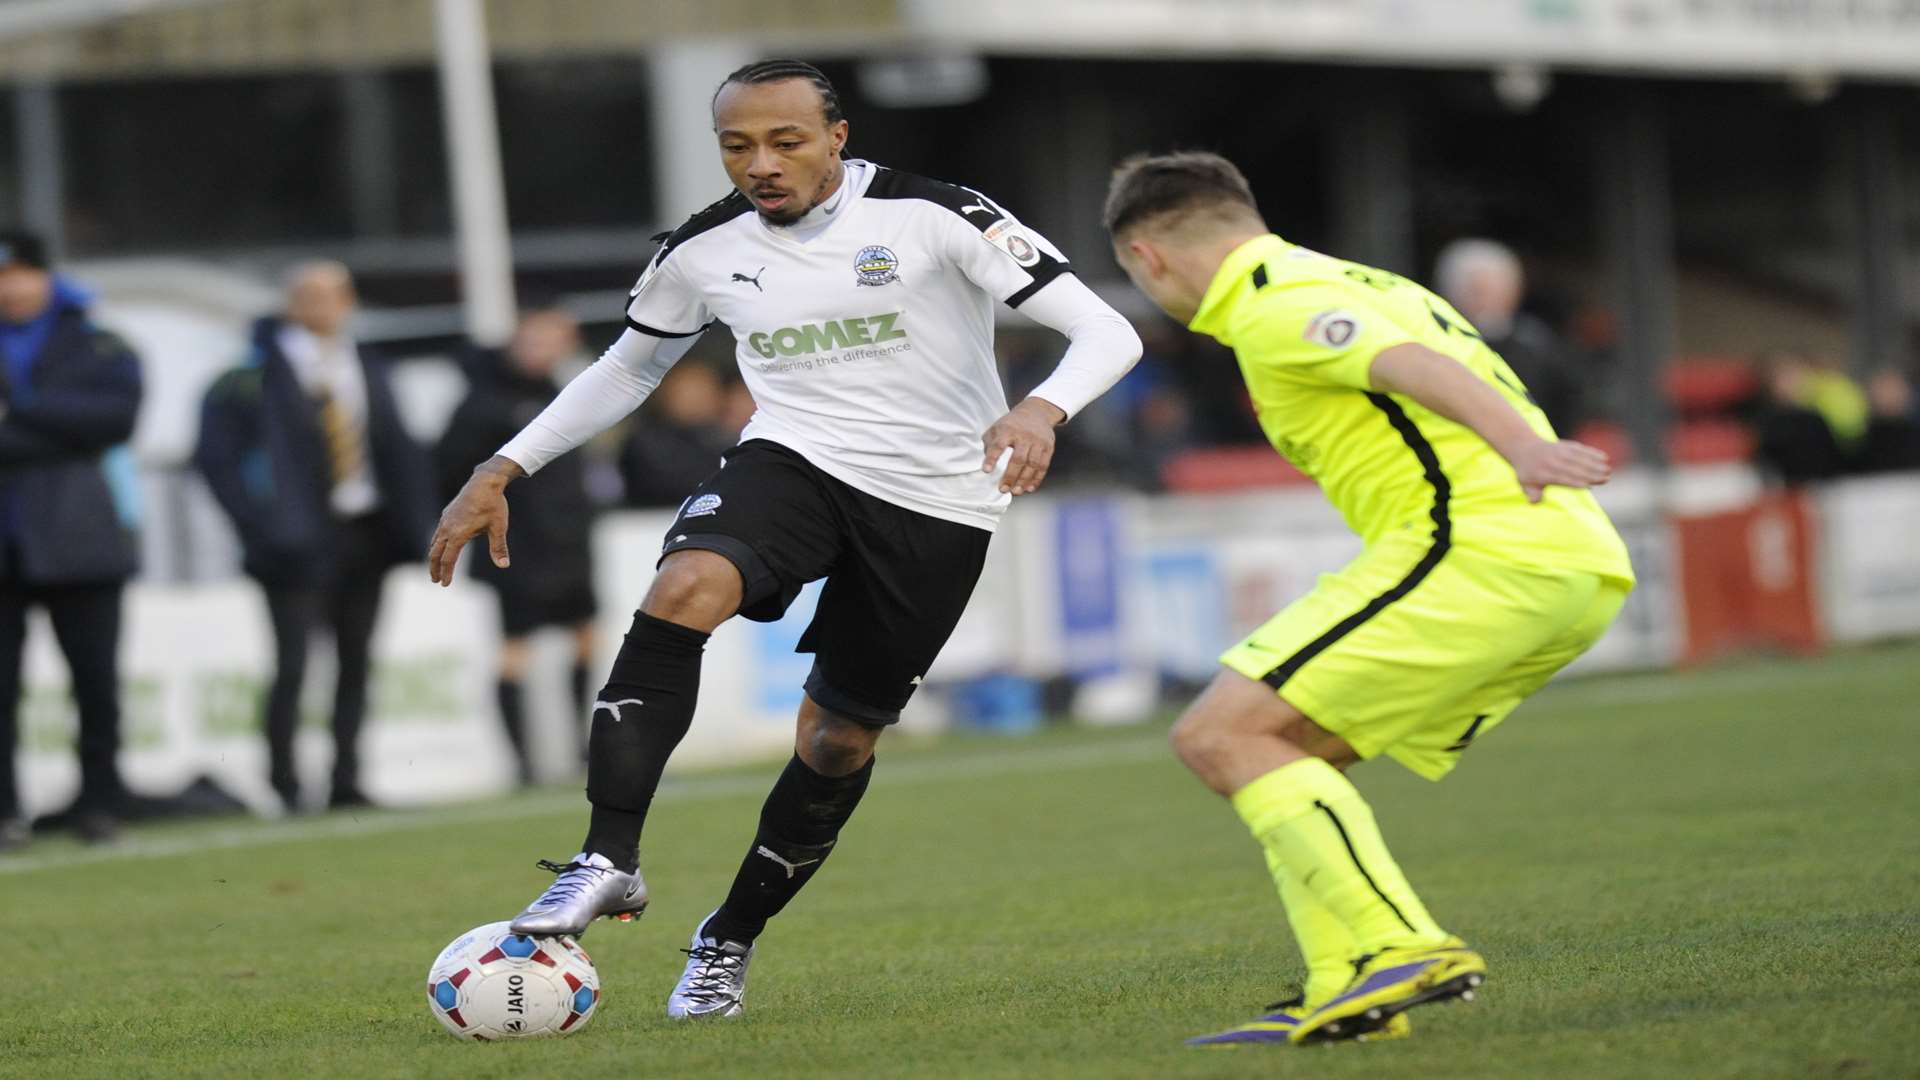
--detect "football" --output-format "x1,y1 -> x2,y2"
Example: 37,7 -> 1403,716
426,921 -> 600,1040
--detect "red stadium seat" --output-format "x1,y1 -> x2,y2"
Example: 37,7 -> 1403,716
1666,418 -> 1756,464
1664,356 -> 1759,416
1161,447 -> 1314,492
1571,421 -> 1637,468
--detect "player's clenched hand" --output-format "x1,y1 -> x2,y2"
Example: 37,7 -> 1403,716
1509,438 -> 1611,504
982,397 -> 1067,496
427,456 -> 523,586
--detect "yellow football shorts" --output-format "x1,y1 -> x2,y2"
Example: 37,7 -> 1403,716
1220,535 -> 1629,781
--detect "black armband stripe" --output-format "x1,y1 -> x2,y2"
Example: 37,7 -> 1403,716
1006,262 -> 1075,308
626,317 -> 707,339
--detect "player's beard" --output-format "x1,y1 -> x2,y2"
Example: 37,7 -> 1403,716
755,161 -> 842,226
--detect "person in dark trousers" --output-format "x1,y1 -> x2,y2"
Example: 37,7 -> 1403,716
437,305 -> 600,785
195,261 -> 433,813
0,230 -> 142,851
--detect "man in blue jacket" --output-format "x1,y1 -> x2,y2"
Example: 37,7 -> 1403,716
0,230 -> 143,851
195,261 -> 432,812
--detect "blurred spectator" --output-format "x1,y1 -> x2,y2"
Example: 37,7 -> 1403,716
0,230 -> 142,850
1435,238 -> 1585,434
1753,350 -> 1847,485
194,261 -> 433,812
719,373 -> 757,435
1857,366 -> 1920,474
1800,352 -> 1870,454
436,305 -> 597,785
620,363 -> 733,507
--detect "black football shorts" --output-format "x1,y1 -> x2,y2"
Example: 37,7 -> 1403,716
659,439 -> 990,725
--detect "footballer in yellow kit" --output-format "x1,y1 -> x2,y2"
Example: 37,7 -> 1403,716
1104,152 -> 1634,1048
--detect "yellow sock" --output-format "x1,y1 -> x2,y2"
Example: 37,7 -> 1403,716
1266,848 -> 1359,1007
1232,757 -> 1450,954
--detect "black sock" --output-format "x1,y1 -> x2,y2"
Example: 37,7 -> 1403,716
494,678 -> 532,785
704,754 -> 874,946
568,661 -> 593,763
580,611 -> 709,873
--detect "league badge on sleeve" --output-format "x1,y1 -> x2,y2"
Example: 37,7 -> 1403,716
1304,309 -> 1361,349
854,245 -> 901,286
983,220 -> 1043,268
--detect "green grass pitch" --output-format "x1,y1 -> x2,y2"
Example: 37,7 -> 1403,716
4,642 -> 1917,1078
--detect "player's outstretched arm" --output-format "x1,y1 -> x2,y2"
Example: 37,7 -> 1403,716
983,275 -> 1143,495
1369,342 -> 1611,503
427,327 -> 699,585
428,455 -> 522,585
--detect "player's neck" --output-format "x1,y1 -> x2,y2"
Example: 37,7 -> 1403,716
769,159 -> 853,237
1178,227 -> 1268,313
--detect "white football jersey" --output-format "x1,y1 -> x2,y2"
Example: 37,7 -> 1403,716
624,159 -> 1075,531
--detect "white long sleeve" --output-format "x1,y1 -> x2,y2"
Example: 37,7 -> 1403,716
496,327 -> 703,475
1015,275 -> 1144,420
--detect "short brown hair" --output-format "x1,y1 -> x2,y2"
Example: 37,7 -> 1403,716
1103,151 -> 1262,238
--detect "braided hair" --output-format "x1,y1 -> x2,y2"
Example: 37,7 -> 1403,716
712,59 -> 844,126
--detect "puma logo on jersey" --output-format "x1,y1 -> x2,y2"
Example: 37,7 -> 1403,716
730,267 -> 765,291
960,202 -> 996,217
593,698 -> 646,723
747,312 -> 907,359
755,845 -> 824,879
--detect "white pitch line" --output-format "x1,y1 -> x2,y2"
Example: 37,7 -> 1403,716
0,735 -> 1171,877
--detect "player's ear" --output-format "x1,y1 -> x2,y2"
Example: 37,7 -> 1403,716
829,119 -> 849,155
1127,237 -> 1167,277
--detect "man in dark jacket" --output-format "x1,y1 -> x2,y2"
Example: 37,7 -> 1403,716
437,305 -> 599,785
195,261 -> 432,812
1857,366 -> 1920,474
1435,238 -> 1586,436
0,230 -> 142,850
618,363 -> 735,508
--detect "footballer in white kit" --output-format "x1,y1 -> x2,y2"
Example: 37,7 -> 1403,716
427,60 -> 1141,1019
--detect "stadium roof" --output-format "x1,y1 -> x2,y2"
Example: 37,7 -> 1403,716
2,0 -> 1917,81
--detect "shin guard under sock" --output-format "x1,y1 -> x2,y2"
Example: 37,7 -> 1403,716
1232,758 -> 1450,954
704,754 -> 874,945
580,611 -> 709,873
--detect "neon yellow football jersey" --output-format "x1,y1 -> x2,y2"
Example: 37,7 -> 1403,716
1188,234 -> 1634,586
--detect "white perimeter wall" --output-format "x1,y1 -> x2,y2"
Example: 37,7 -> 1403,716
13,469 -> 1920,817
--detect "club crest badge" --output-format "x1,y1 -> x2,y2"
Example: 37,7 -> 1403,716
854,245 -> 900,286
683,493 -> 723,518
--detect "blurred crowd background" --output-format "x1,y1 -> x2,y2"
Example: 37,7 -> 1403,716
1,0 -> 1916,843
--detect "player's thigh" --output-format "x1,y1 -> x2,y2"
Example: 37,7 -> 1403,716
1222,541 -> 1592,776
1387,578 -> 1628,777
656,440 -> 844,623
800,500 -> 992,725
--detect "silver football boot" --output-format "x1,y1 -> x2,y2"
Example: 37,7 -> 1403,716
508,851 -> 649,936
666,911 -> 755,1019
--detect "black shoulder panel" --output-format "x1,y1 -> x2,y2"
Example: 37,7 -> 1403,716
863,166 -> 1009,236
652,189 -> 753,265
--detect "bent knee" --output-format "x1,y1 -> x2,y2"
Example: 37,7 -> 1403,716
1169,707 -> 1231,769
799,712 -> 881,776
640,550 -> 742,628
